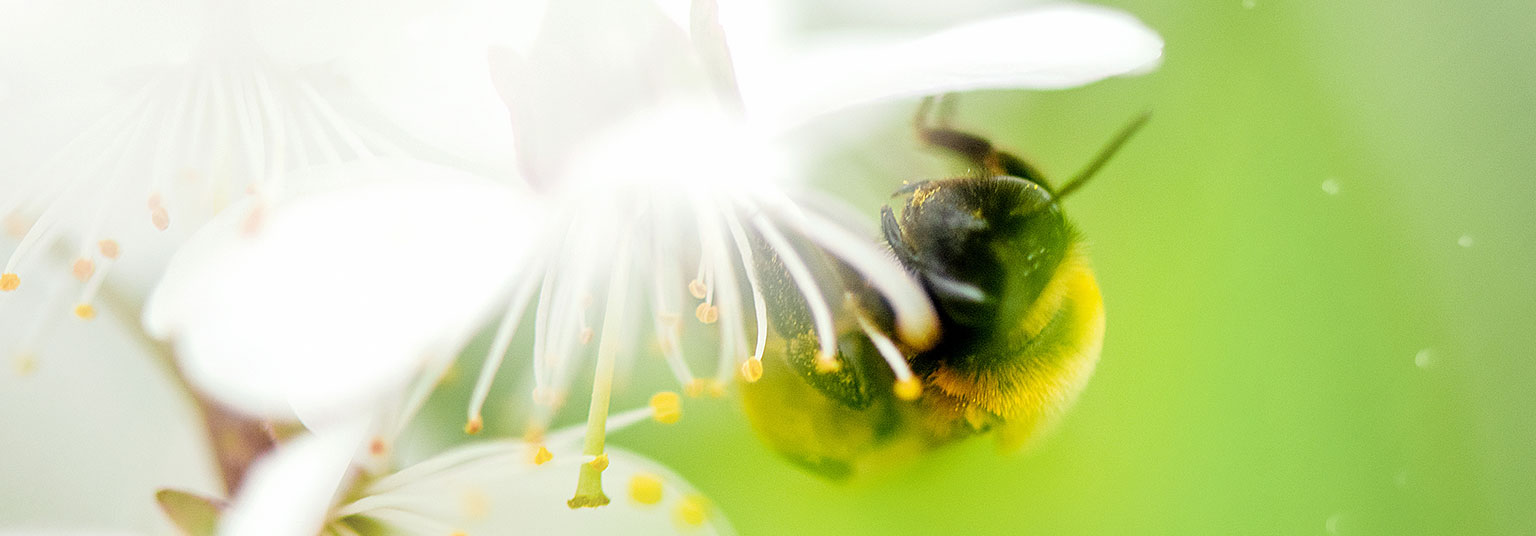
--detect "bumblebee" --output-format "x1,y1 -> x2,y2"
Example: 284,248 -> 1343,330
743,98 -> 1148,479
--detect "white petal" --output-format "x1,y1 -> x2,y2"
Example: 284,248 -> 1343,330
350,442 -> 735,535
742,2 -> 1164,129
220,423 -> 370,536
0,289 -> 219,534
144,159 -> 540,421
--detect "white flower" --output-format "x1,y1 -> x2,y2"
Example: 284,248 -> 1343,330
218,426 -> 733,536
0,279 -> 219,534
136,0 -> 1163,525
456,0 -> 1161,506
0,0 -> 527,371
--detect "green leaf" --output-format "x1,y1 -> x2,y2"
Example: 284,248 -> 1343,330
156,488 -> 225,536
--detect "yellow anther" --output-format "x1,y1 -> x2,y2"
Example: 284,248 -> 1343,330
687,279 -> 707,299
814,354 -> 841,373
97,240 -> 120,259
532,445 -> 554,465
694,302 -> 718,324
464,416 -> 484,435
894,378 -> 923,401
73,303 -> 96,320
151,206 -> 170,231
0,273 -> 18,292
629,473 -> 664,505
369,438 -> 389,457
706,380 -> 726,398
71,258 -> 94,282
741,358 -> 763,382
587,453 -> 609,472
674,494 -> 711,528
684,379 -> 707,398
650,391 -> 682,424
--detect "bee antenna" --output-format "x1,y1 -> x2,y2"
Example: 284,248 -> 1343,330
1053,111 -> 1152,201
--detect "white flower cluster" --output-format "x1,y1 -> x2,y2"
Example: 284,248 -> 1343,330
0,0 -> 1161,534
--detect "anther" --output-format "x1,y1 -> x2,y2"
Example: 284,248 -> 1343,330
629,473 -> 663,505
0,273 -> 18,292
649,391 -> 682,424
894,378 -> 923,401
369,437 -> 388,457
814,352 -> 841,373
73,303 -> 96,320
151,206 -> 170,231
706,380 -> 726,398
688,279 -> 707,299
580,327 -> 594,345
586,454 -> 609,472
674,494 -> 711,527
694,303 -> 718,324
740,359 -> 763,382
532,445 -> 554,465
684,379 -> 708,398
71,259 -> 95,282
97,240 -> 120,259
463,417 -> 484,435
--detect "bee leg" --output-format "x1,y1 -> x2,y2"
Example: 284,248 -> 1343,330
880,205 -> 919,264
913,96 -> 1054,190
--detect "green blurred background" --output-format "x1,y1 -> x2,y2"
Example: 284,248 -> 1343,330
415,1 -> 1536,534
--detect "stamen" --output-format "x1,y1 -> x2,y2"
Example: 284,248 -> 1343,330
749,213 -> 838,364
649,391 -> 682,424
533,445 -> 554,465
651,265 -> 698,387
71,258 -> 94,282
97,240 -> 120,259
857,314 -> 920,400
467,274 -> 541,433
150,206 -> 171,231
688,278 -> 707,299
629,473 -> 664,505
694,302 -> 718,324
740,358 -> 763,382
674,494 -> 712,527
782,207 -> 941,350
73,303 -> 96,320
721,210 -> 768,361
0,273 -> 17,292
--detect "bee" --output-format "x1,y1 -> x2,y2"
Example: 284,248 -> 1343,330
742,97 -> 1148,479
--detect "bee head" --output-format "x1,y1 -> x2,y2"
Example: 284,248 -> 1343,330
882,175 -> 1074,352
